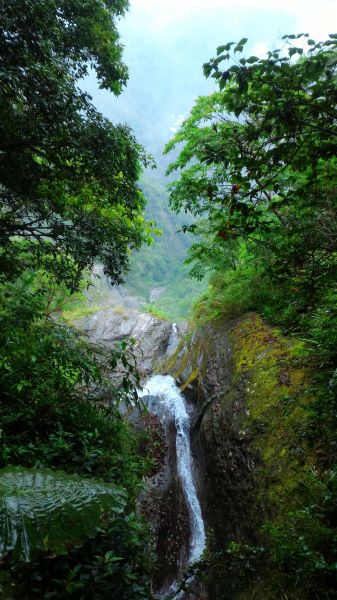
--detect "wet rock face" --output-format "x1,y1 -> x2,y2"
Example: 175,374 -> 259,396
154,475 -> 190,592
138,417 -> 190,595
76,307 -> 173,377
196,325 -> 262,549
139,376 -> 206,596
167,319 -> 264,553
167,313 -> 313,599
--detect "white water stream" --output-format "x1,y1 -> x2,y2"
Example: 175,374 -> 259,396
139,374 -> 206,567
166,323 -> 179,356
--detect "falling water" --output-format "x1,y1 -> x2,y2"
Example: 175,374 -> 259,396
139,375 -> 206,574
166,322 -> 179,356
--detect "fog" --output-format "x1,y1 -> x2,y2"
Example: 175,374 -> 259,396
85,0 -> 336,162
83,0 -> 337,316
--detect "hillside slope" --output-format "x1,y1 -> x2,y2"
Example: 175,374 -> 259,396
126,175 -> 206,320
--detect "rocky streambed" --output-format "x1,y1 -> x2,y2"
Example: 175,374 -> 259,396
75,276 -> 312,600
75,282 -> 254,598
75,281 -> 206,597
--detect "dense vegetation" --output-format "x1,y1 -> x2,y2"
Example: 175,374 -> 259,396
0,0 -> 151,290
2,0 -> 337,597
0,1 -> 154,598
165,34 -> 337,598
126,176 -> 206,320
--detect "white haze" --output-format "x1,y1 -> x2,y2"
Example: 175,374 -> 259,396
127,0 -> 337,42
85,0 -> 336,164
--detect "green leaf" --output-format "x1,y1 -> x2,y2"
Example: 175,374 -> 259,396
219,70 -> 231,90
216,45 -> 227,56
216,53 -> 230,62
217,42 -> 235,53
203,63 -> 212,77
246,56 -> 259,64
0,467 -> 126,562
238,37 -> 248,46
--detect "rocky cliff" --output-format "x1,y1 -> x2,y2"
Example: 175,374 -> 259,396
74,298 -> 191,595
75,292 -> 319,599
164,312 -> 315,599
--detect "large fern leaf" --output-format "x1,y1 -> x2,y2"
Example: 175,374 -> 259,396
0,466 -> 126,562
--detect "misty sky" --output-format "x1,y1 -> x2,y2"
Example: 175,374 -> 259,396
85,0 -> 337,158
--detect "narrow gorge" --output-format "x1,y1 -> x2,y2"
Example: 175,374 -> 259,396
77,279 -> 207,597
76,275 -> 319,600
2,5 -> 336,599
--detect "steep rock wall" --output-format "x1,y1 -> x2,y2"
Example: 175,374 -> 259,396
164,312 -> 313,599
138,415 -> 190,594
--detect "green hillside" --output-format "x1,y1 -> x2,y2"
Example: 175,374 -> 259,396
125,175 -> 206,320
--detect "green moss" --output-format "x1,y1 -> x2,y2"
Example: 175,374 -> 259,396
162,328 -> 208,389
62,303 -> 105,324
232,314 -> 313,490
162,341 -> 187,377
225,313 -> 320,598
180,367 -> 200,391
162,312 -> 331,598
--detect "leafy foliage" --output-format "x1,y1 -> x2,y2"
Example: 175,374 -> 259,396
165,34 -> 337,599
0,467 -> 126,562
200,469 -> 337,599
0,0 -> 151,290
0,275 -> 154,597
0,2 -> 155,597
0,277 -> 141,480
1,511 -> 153,599
165,34 -> 337,324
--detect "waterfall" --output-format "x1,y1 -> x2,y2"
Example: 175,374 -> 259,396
139,375 -> 206,584
166,323 -> 179,356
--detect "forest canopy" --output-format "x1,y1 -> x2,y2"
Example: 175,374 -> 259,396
165,34 -> 337,329
0,2 -> 154,598
164,33 -> 337,599
0,0 -> 150,290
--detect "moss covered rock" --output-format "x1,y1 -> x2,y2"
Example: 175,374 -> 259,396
166,312 -> 320,599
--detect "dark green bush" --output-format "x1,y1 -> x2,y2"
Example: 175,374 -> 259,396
0,277 -> 154,598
